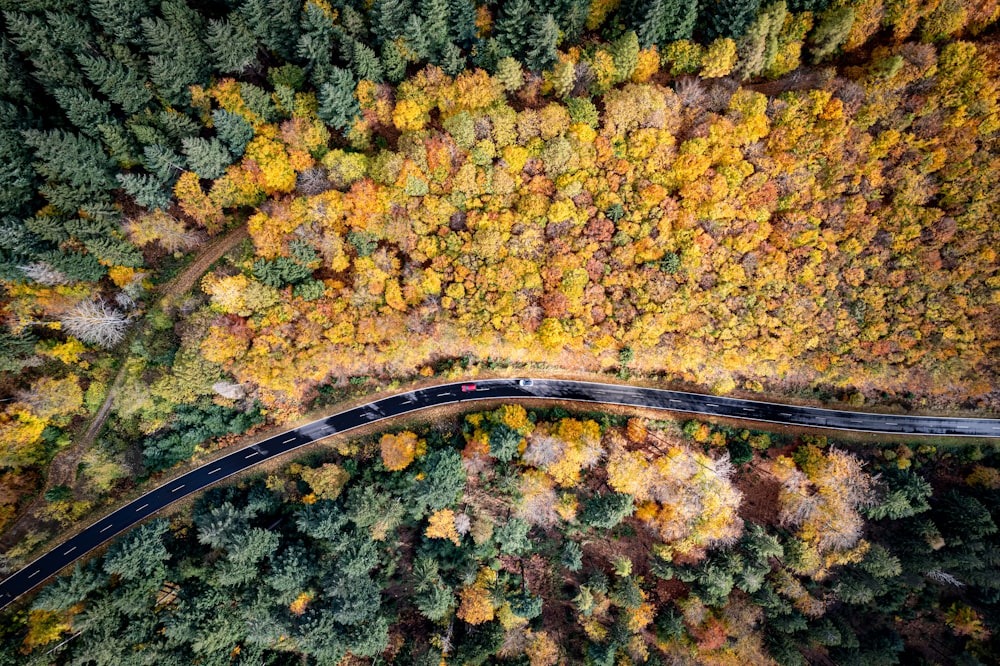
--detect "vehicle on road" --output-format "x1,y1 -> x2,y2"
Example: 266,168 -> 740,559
461,383 -> 477,392
518,379 -> 533,386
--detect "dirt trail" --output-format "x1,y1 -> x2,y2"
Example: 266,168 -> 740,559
0,225 -> 248,554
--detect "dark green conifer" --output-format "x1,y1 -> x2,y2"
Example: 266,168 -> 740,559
420,0 -> 451,57
181,137 -> 231,180
212,110 -> 253,157
373,0 -> 412,44
206,18 -> 259,73
317,68 -> 360,131
89,0 -> 154,44
381,41 -> 408,84
53,88 -> 112,137
494,0 -> 534,59
117,172 -> 171,210
525,14 -> 560,71
699,0 -> 762,40
403,15 -> 430,62
448,0 -> 478,49
77,54 -> 153,114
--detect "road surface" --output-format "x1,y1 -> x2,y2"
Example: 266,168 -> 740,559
3,377 -> 999,609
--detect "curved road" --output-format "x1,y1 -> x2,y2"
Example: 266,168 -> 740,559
3,377 -> 1000,609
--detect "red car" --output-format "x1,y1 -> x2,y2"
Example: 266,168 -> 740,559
461,383 -> 477,392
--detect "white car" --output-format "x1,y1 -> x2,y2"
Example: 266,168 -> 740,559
518,379 -> 533,386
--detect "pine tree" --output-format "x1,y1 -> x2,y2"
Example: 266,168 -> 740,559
699,0 -> 762,40
143,144 -> 186,183
525,14 -> 560,71
238,0 -> 302,61
808,5 -> 855,62
181,137 -> 232,180
53,87 -> 112,137
565,0 -> 592,43
420,0 -> 451,58
347,40 -> 384,82
610,30 -> 640,82
22,129 -> 117,197
317,68 -> 361,131
495,0 -> 534,60
117,172 -> 171,210
89,0 -> 154,44
77,53 -> 153,114
449,0 -> 478,49
0,36 -> 32,105
381,41 -> 408,84
43,250 -> 106,282
141,0 -> 210,105
373,0 -> 413,44
734,1 -> 786,78
0,115 -> 35,215
440,42 -> 466,75
403,15 -> 430,62
157,109 -> 200,142
212,110 -> 254,157
4,10 -> 85,91
98,123 -> 140,168
206,18 -> 258,73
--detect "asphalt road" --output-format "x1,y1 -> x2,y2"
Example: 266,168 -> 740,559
3,377 -> 999,609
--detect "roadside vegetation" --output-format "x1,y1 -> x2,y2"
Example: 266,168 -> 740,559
4,407 -> 1000,664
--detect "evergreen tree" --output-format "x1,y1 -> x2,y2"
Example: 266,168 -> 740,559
581,493 -> 635,529
43,250 -> 106,282
141,0 -> 210,106
143,144 -> 186,183
181,137 -> 232,180
117,172 -> 171,210
347,40 -> 384,82
212,109 -> 254,157
734,0 -> 785,78
420,0 -> 451,58
609,30 -> 640,82
89,0 -> 154,44
410,448 -> 465,516
440,42 -> 466,75
403,15 -> 430,62
381,41 -> 408,84
494,0 -> 534,60
525,14 -> 560,71
0,36 -> 32,105
449,0 -> 479,49
22,129 -> 117,199
317,68 -> 360,131
563,0 -> 593,43
206,18 -> 259,73
99,122 -> 140,168
103,519 -> 171,583
238,0 -> 302,61
808,5 -> 855,62
699,0 -> 762,40
157,109 -> 200,142
0,328 -> 37,373
562,540 -> 584,571
0,108 -> 35,216
373,0 -> 413,44
53,87 -> 113,138
4,10 -> 85,91
77,53 -> 153,114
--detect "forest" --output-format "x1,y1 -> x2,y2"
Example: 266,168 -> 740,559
3,406 -> 1000,664
0,0 -> 998,661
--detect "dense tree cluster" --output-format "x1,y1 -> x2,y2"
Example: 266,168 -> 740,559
6,409 -> 1000,664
